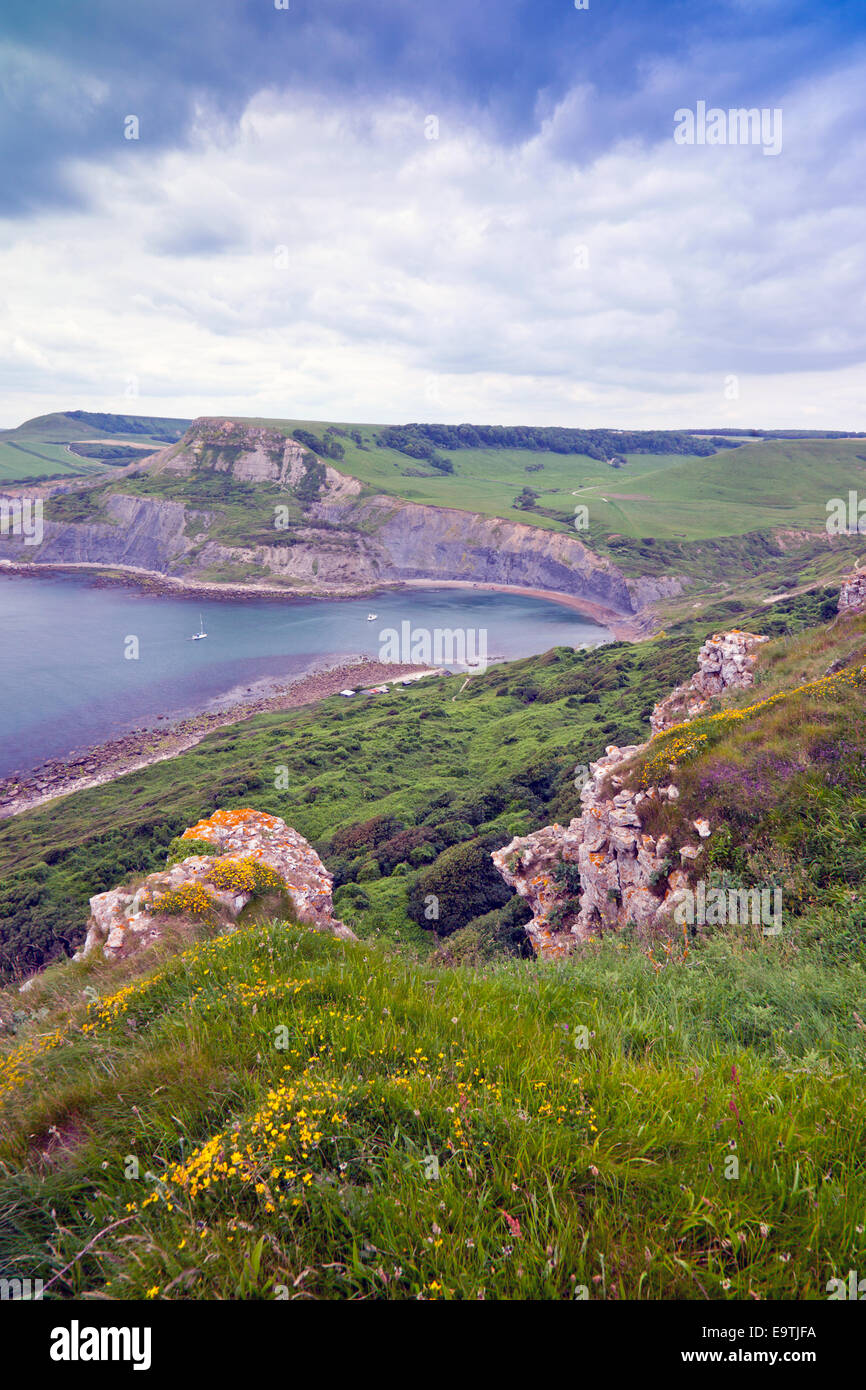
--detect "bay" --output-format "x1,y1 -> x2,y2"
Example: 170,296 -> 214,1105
0,573 -> 611,776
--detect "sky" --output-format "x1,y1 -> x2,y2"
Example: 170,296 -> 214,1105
1,0 -> 865,430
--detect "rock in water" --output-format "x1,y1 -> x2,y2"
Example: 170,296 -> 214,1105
78,808 -> 355,960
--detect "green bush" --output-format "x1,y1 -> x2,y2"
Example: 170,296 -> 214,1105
407,837 -> 512,936
165,837 -> 219,867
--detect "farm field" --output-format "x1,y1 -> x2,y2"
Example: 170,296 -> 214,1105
0,412 -> 190,483
246,418 -> 866,542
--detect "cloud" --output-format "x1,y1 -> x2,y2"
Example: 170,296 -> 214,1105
0,43 -> 865,428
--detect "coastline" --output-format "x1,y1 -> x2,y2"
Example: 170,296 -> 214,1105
396,578 -> 645,640
0,658 -> 443,821
0,563 -> 645,820
0,559 -> 645,636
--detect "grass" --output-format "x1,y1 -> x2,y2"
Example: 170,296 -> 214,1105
602,611 -> 866,929
239,418 -> 866,542
94,414 -> 866,560
1,919 -> 865,1299
2,587 -> 866,1301
0,412 -> 188,483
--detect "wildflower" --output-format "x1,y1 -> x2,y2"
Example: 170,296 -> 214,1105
500,1210 -> 521,1240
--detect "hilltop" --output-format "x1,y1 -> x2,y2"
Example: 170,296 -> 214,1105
0,411 -> 190,483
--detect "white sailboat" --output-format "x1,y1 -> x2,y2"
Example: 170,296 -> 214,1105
192,612 -> 207,641
367,612 -> 378,620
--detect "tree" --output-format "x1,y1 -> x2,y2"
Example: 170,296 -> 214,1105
514,487 -> 539,510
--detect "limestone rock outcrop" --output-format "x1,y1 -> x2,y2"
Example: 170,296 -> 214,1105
839,567 -> 866,616
149,418 -> 362,500
493,630 -> 770,957
650,630 -> 769,734
78,809 -> 355,961
493,747 -> 687,957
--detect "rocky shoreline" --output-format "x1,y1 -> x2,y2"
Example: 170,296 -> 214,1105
0,657 -> 441,820
0,559 -> 381,604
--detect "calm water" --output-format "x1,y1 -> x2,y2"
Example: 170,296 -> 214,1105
0,574 -> 611,776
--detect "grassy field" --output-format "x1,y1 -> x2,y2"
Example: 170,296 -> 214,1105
242,417 -> 866,541
2,916 -> 865,1300
0,413 -> 189,483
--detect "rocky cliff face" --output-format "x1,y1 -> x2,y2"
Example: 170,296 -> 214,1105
839,566 -> 866,615
0,418 -> 675,620
492,630 -> 768,957
147,418 -> 362,501
312,496 -> 641,614
650,630 -> 769,734
0,494 -> 205,572
78,809 -> 354,962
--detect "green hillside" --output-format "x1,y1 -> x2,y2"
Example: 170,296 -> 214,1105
0,412 -> 190,483
211,417 -> 866,543
2,584 -> 865,1301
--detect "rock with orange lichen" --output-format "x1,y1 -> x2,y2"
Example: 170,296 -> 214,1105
78,809 -> 355,961
839,566 -> 866,616
493,744 -> 671,955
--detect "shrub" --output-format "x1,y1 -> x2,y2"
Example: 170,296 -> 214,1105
165,837 -> 218,867
151,882 -> 219,925
552,860 -> 581,894
375,827 -> 437,875
434,895 -> 533,962
331,816 -> 402,855
356,858 -> 382,883
206,856 -> 286,898
407,838 -> 513,936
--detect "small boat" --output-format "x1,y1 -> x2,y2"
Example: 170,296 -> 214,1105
367,612 -> 378,621
191,612 -> 207,641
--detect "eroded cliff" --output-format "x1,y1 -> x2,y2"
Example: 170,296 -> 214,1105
0,417 -> 678,622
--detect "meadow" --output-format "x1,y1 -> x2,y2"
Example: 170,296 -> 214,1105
1,913 -> 865,1300
0,412 -> 188,483
246,417 -> 866,543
